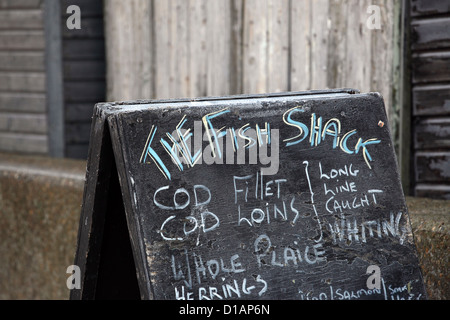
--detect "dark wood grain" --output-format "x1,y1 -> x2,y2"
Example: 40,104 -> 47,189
413,85 -> 450,116
415,152 -> 450,182
414,118 -> 450,150
411,0 -> 450,17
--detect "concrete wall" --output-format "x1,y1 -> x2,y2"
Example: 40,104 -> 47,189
0,153 -> 85,299
0,152 -> 447,299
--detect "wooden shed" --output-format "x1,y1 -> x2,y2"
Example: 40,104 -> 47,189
0,0 -> 106,159
409,0 -> 450,199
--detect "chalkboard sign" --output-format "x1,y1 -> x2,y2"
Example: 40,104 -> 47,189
71,89 -> 427,300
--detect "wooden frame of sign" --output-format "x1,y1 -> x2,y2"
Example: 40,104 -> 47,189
70,89 -> 427,300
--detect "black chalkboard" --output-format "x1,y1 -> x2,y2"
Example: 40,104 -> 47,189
71,89 -> 427,300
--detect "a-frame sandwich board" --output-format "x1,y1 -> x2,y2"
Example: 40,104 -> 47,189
70,89 -> 427,300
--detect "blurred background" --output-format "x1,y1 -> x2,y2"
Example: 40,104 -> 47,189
0,0 -> 448,299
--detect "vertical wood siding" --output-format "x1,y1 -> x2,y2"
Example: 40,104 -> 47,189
104,0 -> 401,151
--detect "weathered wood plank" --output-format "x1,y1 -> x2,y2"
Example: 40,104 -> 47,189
171,0 -> 189,98
310,0 -> 330,90
415,152 -> 450,183
230,0 -> 244,95
0,132 -> 48,154
411,0 -> 450,17
62,38 -> 105,60
128,0 -> 152,100
0,92 -> 46,113
415,184 -> 450,200
0,72 -> 46,93
290,0 -> 311,91
414,118 -> 450,150
64,81 -> 106,103
152,0 -> 168,98
206,0 -> 233,97
290,1 -> 311,91
0,9 -> 43,30
413,84 -> 450,116
0,30 -> 45,50
243,0 -> 268,94
0,51 -> 45,72
343,0 -> 373,92
61,0 -> 103,18
0,112 -> 47,134
62,17 -> 104,39
411,18 -> 450,51
144,0 -> 188,99
187,0 -> 207,97
326,0 -> 347,89
103,0 -> 123,100
63,60 -> 105,81
266,0 -> 289,93
65,103 -> 95,122
154,0 -> 190,99
0,0 -> 42,9
153,0 -> 169,99
370,0 -> 397,118
412,52 -> 450,84
242,0 -> 289,94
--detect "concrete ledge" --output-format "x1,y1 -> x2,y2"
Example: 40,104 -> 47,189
0,153 -> 85,300
0,152 -> 448,300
